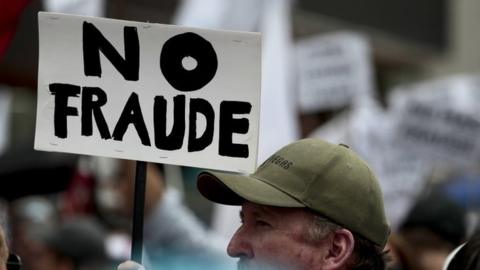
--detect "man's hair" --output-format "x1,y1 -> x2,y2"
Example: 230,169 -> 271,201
306,212 -> 388,270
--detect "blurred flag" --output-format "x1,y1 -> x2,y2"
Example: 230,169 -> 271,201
0,0 -> 31,59
296,32 -> 376,113
257,0 -> 299,163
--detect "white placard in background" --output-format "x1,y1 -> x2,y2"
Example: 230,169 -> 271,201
296,32 -> 375,113
389,75 -> 480,167
35,12 -> 261,173
350,107 -> 427,230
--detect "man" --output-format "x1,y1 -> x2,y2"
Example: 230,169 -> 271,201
120,138 -> 390,269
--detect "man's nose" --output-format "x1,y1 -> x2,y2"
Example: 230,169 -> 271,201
227,227 -> 254,259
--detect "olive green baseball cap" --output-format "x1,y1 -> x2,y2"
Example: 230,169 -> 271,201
197,138 -> 390,247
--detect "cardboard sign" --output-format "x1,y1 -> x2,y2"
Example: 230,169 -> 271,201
296,32 -> 375,113
35,12 -> 261,173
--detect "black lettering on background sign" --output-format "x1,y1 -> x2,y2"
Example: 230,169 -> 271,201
188,98 -> 214,152
81,87 -> 111,139
112,92 -> 151,146
160,32 -> 217,92
83,22 -> 139,81
154,95 -> 185,150
219,101 -> 252,158
49,83 -> 80,139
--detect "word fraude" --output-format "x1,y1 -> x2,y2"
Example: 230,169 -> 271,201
48,22 -> 252,158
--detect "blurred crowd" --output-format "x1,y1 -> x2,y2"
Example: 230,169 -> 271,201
0,157 -> 477,270
1,159 -> 233,270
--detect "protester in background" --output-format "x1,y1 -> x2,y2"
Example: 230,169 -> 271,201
34,216 -> 113,270
0,0 -> 31,59
444,232 -> 480,270
388,192 -> 466,270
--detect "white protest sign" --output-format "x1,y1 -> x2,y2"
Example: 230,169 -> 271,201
35,12 -> 261,173
296,32 -> 375,113
389,75 -> 480,167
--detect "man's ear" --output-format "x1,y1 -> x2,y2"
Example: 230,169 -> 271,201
323,229 -> 355,269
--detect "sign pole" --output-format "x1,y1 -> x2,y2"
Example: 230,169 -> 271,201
131,161 -> 147,263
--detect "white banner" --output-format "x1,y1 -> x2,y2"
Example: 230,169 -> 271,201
35,12 -> 261,173
389,75 -> 480,167
296,32 -> 375,112
257,0 -> 299,163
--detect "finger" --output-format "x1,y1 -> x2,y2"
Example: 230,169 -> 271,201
117,260 -> 146,270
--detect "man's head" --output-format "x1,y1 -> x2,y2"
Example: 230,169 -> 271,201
197,139 -> 390,269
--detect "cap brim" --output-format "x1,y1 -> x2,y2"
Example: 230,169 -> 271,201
197,171 -> 304,208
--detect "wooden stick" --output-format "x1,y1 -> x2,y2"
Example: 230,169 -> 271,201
131,161 -> 147,263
